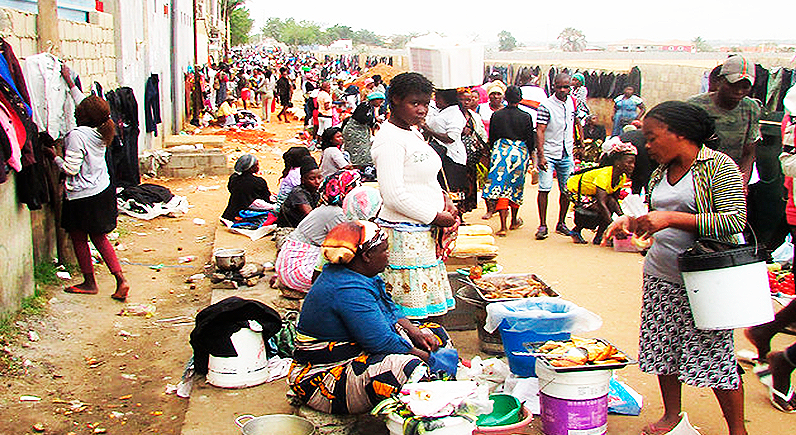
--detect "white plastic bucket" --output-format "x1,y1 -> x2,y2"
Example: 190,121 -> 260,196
680,258 -> 774,330
207,324 -> 269,388
536,360 -> 612,435
535,361 -> 612,400
386,413 -> 475,435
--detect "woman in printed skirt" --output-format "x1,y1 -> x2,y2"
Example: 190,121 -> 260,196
44,67 -> 129,300
481,86 -> 535,236
371,72 -> 458,320
604,101 -> 747,435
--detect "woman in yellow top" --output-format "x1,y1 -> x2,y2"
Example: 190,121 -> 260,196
567,141 -> 637,244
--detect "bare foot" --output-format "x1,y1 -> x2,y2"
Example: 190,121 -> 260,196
269,274 -> 279,288
64,281 -> 99,295
481,212 -> 493,220
642,414 -> 682,435
111,280 -> 130,301
744,326 -> 771,361
495,229 -> 508,237
510,217 -> 524,230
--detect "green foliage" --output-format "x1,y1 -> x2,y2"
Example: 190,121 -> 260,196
34,262 -> 60,286
259,17 -> 388,48
498,30 -> 517,52
558,27 -> 586,52
230,6 -> 253,46
692,36 -> 712,52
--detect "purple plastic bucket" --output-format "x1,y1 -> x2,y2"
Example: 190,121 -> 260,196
540,393 -> 607,435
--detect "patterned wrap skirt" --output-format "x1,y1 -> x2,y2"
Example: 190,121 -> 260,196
380,225 -> 454,319
275,239 -> 321,293
639,275 -> 740,390
288,323 -> 450,414
342,120 -> 373,166
482,139 -> 530,205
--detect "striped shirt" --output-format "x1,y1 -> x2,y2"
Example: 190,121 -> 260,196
646,146 -> 746,243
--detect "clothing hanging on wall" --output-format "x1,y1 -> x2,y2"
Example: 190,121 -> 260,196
144,74 -> 161,137
105,87 -> 140,188
23,52 -> 76,139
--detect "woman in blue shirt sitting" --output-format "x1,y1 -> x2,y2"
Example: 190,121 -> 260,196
288,221 -> 456,414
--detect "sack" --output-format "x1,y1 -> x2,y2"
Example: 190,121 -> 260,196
574,202 -> 601,230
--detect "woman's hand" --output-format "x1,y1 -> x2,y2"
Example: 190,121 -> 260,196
405,324 -> 440,353
432,211 -> 456,227
601,215 -> 636,246
634,211 -> 678,238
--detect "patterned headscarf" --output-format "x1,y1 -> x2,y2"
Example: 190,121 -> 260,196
342,186 -> 382,220
320,169 -> 362,206
234,154 -> 257,174
572,72 -> 585,85
322,220 -> 386,264
610,139 -> 638,156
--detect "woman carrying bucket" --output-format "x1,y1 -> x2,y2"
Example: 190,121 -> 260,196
604,101 -> 748,435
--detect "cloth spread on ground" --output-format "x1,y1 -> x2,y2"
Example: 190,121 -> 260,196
190,296 -> 281,375
117,183 -> 189,220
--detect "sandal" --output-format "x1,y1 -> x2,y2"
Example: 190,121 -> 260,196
640,414 -> 684,435
509,218 -> 524,230
769,384 -> 796,413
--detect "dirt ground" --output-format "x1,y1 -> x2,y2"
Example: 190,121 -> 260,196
0,109 -> 794,435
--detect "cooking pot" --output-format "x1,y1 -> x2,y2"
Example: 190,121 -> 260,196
214,248 -> 246,271
235,414 -> 315,435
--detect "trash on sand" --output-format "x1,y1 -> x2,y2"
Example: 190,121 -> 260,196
20,395 -> 41,402
195,235 -> 207,242
121,373 -> 137,380
28,331 -> 40,342
150,410 -> 163,416
149,264 -> 164,271
32,423 -> 45,432
109,411 -> 125,419
118,303 -> 156,318
192,218 -> 206,225
108,232 -> 120,241
185,273 -> 205,283
86,357 -> 104,368
118,330 -> 139,338
178,255 -> 197,263
56,271 -> 72,280
118,394 -> 132,400
197,185 -> 221,191
115,243 -> 128,251
164,384 -> 178,395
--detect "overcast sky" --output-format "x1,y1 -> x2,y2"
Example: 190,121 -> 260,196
245,0 -> 790,44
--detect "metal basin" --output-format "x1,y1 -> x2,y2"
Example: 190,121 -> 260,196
235,414 -> 315,435
214,248 -> 246,271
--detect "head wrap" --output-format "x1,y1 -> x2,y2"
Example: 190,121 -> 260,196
572,72 -> 585,85
487,82 -> 506,96
609,139 -> 638,156
364,77 -> 375,86
320,169 -> 362,206
322,220 -> 386,264
367,91 -> 385,101
622,124 -> 637,133
234,154 -> 257,174
342,186 -> 383,220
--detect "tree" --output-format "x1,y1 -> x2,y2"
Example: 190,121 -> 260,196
325,24 -> 354,43
498,30 -> 516,52
219,0 -> 245,59
558,27 -> 586,52
280,19 -> 324,47
229,7 -> 253,47
692,36 -> 712,52
353,29 -> 384,47
261,17 -> 285,40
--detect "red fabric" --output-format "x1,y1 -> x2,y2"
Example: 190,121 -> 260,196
70,231 -> 123,275
785,178 -> 796,226
495,198 -> 519,211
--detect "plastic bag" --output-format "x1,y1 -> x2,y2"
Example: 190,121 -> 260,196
428,348 -> 459,377
772,234 -> 794,264
620,194 -> 648,218
457,357 -> 510,393
607,375 -> 643,415
484,297 -> 602,334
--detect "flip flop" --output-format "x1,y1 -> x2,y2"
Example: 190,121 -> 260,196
64,286 -> 98,295
737,349 -> 761,365
769,384 -> 796,413
509,218 -> 524,230
755,363 -> 773,388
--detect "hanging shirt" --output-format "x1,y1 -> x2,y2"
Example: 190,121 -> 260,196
23,53 -> 78,139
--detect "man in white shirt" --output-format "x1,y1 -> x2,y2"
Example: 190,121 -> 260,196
317,81 -> 333,138
535,73 -> 582,240
517,69 -> 548,127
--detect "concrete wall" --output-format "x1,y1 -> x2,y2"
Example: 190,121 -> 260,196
0,173 -> 35,314
61,11 -> 117,89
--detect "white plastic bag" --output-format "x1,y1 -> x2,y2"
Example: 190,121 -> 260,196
772,234 -> 794,264
484,298 -> 603,334
620,194 -> 648,218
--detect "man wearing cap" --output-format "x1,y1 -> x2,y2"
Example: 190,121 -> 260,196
688,55 -> 762,185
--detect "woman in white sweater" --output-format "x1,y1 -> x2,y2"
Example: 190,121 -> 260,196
371,72 -> 458,319
43,66 -> 130,301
